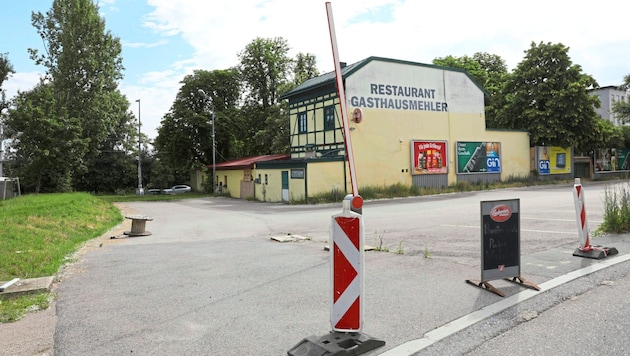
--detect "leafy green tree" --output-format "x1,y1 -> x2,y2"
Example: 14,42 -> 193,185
6,83 -> 81,192
0,53 -> 14,109
292,52 -> 320,86
155,38 -> 319,175
154,69 -> 242,174
494,42 -> 600,152
14,0 -> 129,191
75,96 -> 139,193
578,118 -> 624,154
148,158 -> 174,191
238,37 -> 292,155
433,54 -> 488,86
433,52 -> 509,127
612,74 -> 630,124
621,126 -> 630,148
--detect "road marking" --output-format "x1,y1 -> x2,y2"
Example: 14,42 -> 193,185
521,217 -> 603,223
379,253 -> 630,355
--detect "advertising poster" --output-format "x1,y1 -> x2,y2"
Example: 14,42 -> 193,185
596,148 -> 630,172
618,149 -> 630,170
549,147 -> 571,174
456,141 -> 501,174
537,146 -> 571,175
537,146 -> 551,174
412,140 -> 447,174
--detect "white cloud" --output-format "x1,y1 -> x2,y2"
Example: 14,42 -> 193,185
122,40 -> 169,48
7,0 -> 630,142
3,72 -> 42,99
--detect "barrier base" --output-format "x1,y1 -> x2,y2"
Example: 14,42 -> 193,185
573,246 -> 618,259
288,331 -> 385,356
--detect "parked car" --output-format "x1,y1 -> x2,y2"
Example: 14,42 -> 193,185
163,185 -> 192,194
147,188 -> 164,195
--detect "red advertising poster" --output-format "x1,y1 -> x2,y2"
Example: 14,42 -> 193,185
412,140 -> 448,174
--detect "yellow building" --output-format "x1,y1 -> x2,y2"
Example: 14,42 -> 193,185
197,57 -> 531,202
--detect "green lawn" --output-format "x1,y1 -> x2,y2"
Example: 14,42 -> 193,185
0,193 -> 124,322
0,193 -> 122,281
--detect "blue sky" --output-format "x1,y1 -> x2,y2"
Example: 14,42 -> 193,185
2,0 -> 630,139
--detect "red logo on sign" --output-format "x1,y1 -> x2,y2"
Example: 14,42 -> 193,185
490,205 -> 512,222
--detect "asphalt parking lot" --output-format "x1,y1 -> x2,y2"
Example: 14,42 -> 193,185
49,181 -> 630,355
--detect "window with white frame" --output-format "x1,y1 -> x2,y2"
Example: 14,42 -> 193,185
298,112 -> 307,133
324,106 -> 335,130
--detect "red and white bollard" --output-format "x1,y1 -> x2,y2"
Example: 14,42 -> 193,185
572,178 -> 618,259
330,195 -> 364,332
573,178 -> 592,251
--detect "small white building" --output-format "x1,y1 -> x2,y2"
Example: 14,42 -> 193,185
590,85 -> 629,126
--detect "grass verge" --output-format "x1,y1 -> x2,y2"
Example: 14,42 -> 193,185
0,193 -> 122,323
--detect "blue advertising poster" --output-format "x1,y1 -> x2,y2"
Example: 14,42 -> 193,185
537,146 -> 550,175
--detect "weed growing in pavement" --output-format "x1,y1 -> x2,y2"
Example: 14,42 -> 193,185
373,230 -> 389,252
396,241 -> 404,255
423,245 -> 432,258
598,182 -> 630,234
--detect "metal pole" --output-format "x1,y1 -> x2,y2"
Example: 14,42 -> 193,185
0,108 -> 6,178
0,119 -> 4,178
136,99 -> 143,195
212,112 -> 216,194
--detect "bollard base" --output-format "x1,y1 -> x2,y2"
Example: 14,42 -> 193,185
288,331 -> 385,356
573,246 -> 618,259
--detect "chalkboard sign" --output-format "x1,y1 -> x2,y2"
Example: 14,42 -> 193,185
480,199 -> 520,281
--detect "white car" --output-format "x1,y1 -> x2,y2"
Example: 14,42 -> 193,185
163,185 -> 192,194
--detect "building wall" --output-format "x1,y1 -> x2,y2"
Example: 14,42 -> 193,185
285,59 -> 531,198
190,169 -> 204,192
306,160 -> 347,197
590,86 -> 629,126
214,169 -> 244,198
341,60 -> 529,189
253,168 -> 284,202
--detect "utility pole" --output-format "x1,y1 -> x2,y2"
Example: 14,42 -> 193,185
136,99 -> 143,195
198,89 -> 216,194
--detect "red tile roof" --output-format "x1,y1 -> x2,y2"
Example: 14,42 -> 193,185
211,154 -> 290,169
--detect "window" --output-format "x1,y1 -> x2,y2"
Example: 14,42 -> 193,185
324,106 -> 335,130
298,112 -> 307,133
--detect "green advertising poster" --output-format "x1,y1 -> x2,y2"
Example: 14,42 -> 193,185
456,141 -> 501,174
618,149 -> 630,170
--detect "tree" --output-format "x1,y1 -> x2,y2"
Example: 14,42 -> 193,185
6,82 -> 81,192
494,42 -> 601,152
155,38 -> 320,174
13,0 -> 129,192
0,53 -> 14,109
433,52 -> 509,127
292,52 -> 320,86
238,37 -> 293,155
612,74 -> 630,124
154,69 -> 242,174
74,94 -> 139,193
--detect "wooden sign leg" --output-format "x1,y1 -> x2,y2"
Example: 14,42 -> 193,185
466,279 -> 506,297
505,276 -> 541,291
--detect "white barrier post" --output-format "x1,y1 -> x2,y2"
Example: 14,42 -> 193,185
572,178 -> 618,259
287,3 -> 385,354
573,178 -> 591,251
331,195 -> 364,332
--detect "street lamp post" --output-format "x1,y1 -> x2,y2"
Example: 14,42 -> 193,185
211,111 -> 216,194
0,112 -> 4,178
136,99 -> 143,195
198,89 -> 216,194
